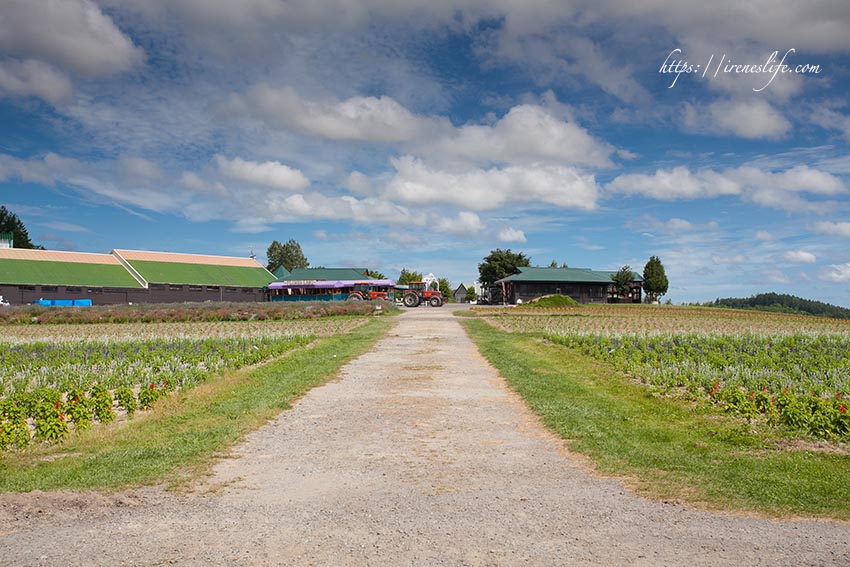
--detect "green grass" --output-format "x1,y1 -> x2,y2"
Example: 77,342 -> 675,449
463,318 -> 850,519
0,318 -> 391,492
0,259 -> 143,287
128,260 -> 273,287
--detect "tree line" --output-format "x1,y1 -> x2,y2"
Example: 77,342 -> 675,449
706,293 -> 850,320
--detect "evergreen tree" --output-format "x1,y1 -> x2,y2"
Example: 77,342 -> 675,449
643,255 -> 669,303
266,239 -> 309,273
0,206 -> 43,249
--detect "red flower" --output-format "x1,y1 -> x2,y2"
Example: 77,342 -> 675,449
149,383 -> 156,389
54,401 -> 61,409
839,404 -> 847,414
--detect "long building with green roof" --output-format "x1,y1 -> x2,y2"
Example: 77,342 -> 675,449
0,248 -> 274,305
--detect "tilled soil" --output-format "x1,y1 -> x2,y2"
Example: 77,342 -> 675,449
1,307 -> 848,566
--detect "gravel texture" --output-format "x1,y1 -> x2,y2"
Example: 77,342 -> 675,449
1,306 -> 848,566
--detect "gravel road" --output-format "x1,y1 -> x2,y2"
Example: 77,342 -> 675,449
1,307 -> 848,566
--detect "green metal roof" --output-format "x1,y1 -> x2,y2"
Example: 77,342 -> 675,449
126,260 -> 273,287
273,265 -> 290,279
0,258 -> 144,287
496,267 -> 643,284
277,267 -> 372,281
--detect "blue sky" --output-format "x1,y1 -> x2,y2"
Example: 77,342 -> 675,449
2,1 -> 850,306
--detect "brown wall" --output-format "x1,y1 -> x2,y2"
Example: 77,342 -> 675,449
0,284 -> 266,305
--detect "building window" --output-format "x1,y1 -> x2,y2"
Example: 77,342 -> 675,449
169,285 -> 183,291
41,286 -> 58,292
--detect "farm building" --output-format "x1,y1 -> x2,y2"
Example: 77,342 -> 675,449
0,248 -> 274,305
266,267 -> 394,302
494,267 -> 644,305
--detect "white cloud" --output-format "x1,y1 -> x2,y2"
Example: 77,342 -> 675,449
420,104 -> 614,168
822,263 -> 850,283
239,85 -> 449,143
498,227 -> 527,243
755,230 -> 775,241
345,171 -> 374,196
681,99 -> 792,140
607,166 -> 740,200
813,221 -> 850,238
434,211 -> 485,237
781,250 -> 816,264
711,254 -> 747,264
214,155 -> 309,192
810,108 -> 850,142
0,59 -> 72,104
607,164 -> 845,212
40,221 -> 90,233
385,156 -> 599,212
118,156 -> 163,182
0,0 -> 143,76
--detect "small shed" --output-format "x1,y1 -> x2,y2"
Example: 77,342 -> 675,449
453,283 -> 468,303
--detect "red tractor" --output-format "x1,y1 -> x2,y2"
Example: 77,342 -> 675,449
402,281 -> 443,307
347,282 -> 390,301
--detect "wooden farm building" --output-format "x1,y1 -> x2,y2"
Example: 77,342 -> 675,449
494,267 -> 643,305
0,248 -> 274,305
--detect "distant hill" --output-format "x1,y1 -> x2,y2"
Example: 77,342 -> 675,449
708,293 -> 850,320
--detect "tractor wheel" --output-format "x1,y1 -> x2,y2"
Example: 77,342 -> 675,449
403,293 -> 420,307
347,293 -> 363,301
429,296 -> 443,307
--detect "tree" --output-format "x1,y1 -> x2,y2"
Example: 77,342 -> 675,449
548,260 -> 569,268
643,256 -> 669,303
465,286 -> 478,303
610,265 -> 634,298
478,248 -> 531,286
366,269 -> 386,280
0,206 -> 43,249
437,278 -> 453,302
266,239 -> 309,273
397,268 -> 423,286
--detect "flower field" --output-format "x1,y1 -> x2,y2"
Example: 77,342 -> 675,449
0,315 -> 373,451
473,305 -> 850,440
475,304 -> 850,336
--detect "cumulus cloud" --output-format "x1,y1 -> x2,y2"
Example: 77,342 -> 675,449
238,85 -> 449,143
384,156 -> 600,212
755,230 -> 775,241
681,98 -> 792,140
433,211 -> 485,237
498,227 -> 527,243
822,263 -> 850,283
214,155 -> 309,192
607,164 -> 845,212
781,250 -> 817,264
813,221 -> 850,238
607,166 -> 740,200
0,59 -> 73,104
0,0 -> 143,76
420,104 -> 614,168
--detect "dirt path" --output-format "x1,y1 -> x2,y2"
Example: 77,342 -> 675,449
1,307 -> 848,566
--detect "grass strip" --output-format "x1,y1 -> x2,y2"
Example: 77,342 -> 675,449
463,318 -> 850,520
0,318 -> 391,492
